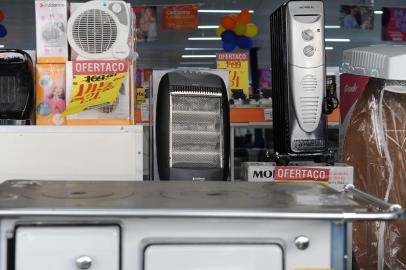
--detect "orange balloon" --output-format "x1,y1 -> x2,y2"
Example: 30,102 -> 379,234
221,15 -> 237,30
237,9 -> 251,24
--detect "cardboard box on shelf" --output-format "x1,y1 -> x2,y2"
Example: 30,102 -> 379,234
35,0 -> 68,63
65,61 -> 131,125
36,64 -> 66,125
242,162 -> 353,191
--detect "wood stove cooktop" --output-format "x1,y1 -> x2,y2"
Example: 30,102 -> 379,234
0,180 -> 370,219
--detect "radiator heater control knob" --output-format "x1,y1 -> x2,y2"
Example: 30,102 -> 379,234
302,29 -> 314,41
76,255 -> 93,269
294,235 -> 310,250
303,45 -> 315,57
111,3 -> 122,13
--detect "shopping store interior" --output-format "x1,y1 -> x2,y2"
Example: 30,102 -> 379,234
0,0 -> 404,270
1,0 -> 404,179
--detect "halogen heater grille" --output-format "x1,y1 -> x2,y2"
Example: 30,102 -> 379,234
169,90 -> 223,169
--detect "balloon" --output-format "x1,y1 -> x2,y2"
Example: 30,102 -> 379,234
220,15 -> 237,30
0,10 -> 4,23
237,36 -> 253,50
245,23 -> 258,37
222,42 -> 236,52
237,9 -> 251,24
0,25 -> 7,38
216,25 -> 226,37
221,30 -> 236,43
233,23 -> 247,36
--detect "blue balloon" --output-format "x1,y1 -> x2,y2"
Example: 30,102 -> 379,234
0,25 -> 7,38
222,42 -> 236,52
236,36 -> 253,50
221,30 -> 236,43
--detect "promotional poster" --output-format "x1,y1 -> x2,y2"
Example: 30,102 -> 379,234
340,5 -> 374,30
382,7 -> 406,41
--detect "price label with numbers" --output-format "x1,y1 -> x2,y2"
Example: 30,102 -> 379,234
216,52 -> 249,99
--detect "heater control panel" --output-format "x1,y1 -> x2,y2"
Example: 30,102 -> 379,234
287,1 -> 325,68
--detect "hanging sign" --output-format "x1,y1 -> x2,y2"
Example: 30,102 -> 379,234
216,52 -> 249,98
162,5 -> 198,30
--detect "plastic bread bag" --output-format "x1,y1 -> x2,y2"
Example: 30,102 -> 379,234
342,78 -> 406,270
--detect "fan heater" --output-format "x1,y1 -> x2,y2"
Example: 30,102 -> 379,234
67,0 -> 131,60
270,0 -> 329,163
155,70 -> 230,181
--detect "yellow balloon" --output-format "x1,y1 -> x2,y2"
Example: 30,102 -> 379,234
233,23 -> 247,36
245,23 -> 258,37
216,26 -> 226,37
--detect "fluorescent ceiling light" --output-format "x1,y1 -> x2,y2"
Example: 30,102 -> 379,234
374,10 -> 383,14
179,61 -> 215,65
325,47 -> 334,50
0,45 -> 4,48
184,48 -> 222,51
182,55 -> 217,58
198,9 -> 254,13
188,37 -> 221,41
325,38 -> 351,42
325,25 -> 340,29
198,25 -> 218,29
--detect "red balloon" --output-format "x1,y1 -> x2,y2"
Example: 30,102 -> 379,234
221,15 -> 237,30
0,10 -> 4,23
237,9 -> 251,24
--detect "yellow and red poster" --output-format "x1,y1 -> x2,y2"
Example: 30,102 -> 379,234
63,60 -> 128,117
162,5 -> 198,30
216,52 -> 249,98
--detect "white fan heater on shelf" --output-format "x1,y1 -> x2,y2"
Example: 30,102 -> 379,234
67,0 -> 131,60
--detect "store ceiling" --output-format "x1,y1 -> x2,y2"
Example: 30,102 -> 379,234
130,0 -> 405,69
1,0 -> 405,69
132,0 -> 265,69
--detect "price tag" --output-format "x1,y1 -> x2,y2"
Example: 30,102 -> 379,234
264,108 -> 272,120
141,103 -> 149,122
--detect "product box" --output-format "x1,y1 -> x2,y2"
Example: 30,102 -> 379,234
36,64 -> 66,125
35,0 -> 68,63
242,162 -> 353,191
339,73 -> 370,156
65,61 -> 131,125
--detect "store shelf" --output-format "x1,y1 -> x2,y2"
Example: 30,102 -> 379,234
0,125 -> 140,133
230,106 -> 273,123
